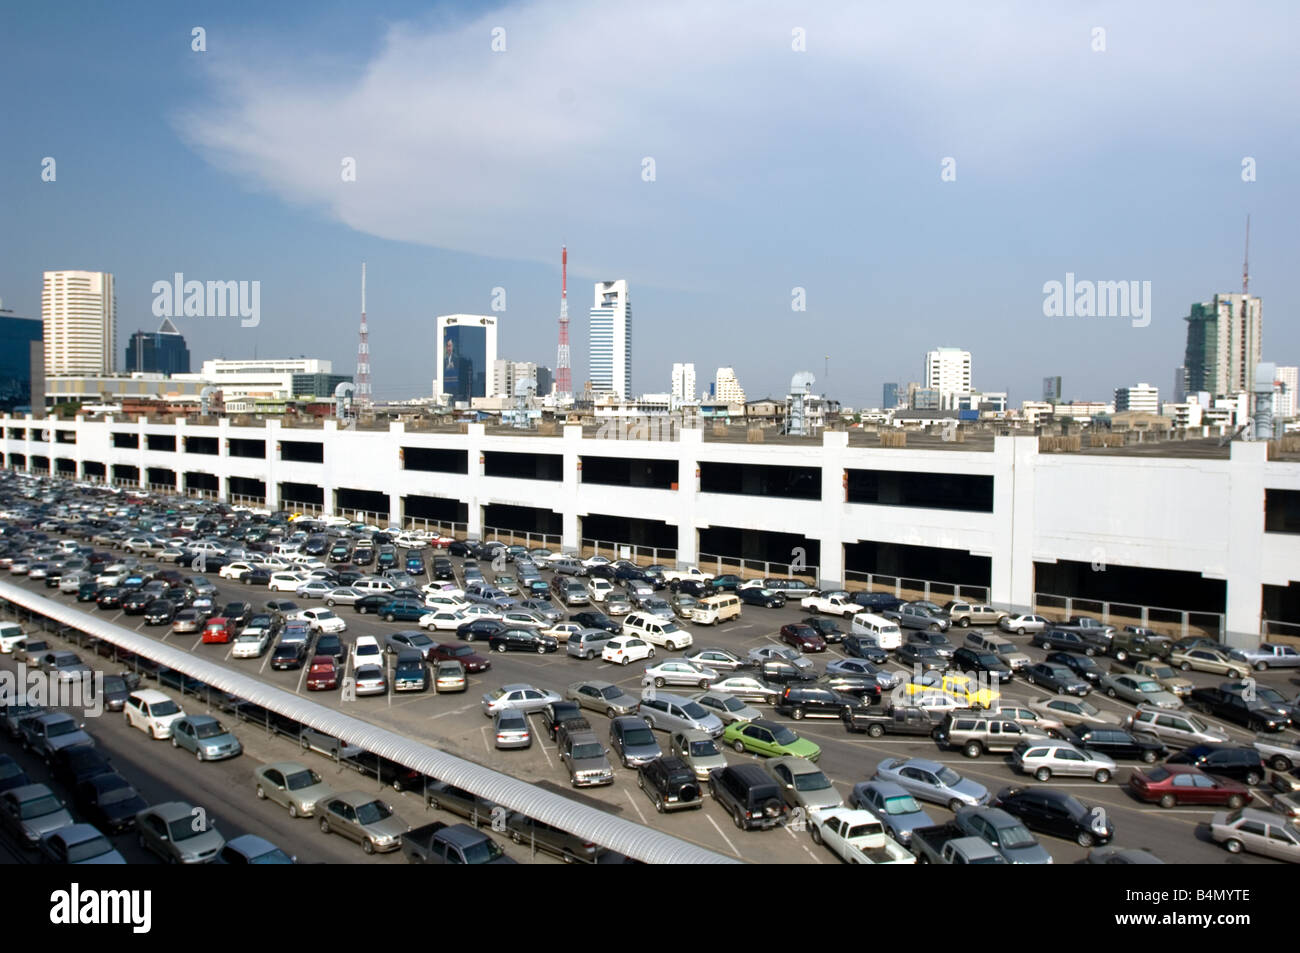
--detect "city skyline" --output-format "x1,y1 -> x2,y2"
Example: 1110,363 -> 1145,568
2,2 -> 1296,408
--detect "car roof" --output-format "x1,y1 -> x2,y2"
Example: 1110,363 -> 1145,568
332,790 -> 387,807
129,689 -> 172,703
148,800 -> 200,822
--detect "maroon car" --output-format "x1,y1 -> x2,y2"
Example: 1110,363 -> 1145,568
1128,764 -> 1249,809
780,623 -> 827,654
305,656 -> 339,691
431,642 -> 491,674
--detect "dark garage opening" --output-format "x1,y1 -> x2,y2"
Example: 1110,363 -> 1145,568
700,462 -> 820,500
228,438 -> 265,459
56,430 -> 76,444
847,468 -> 994,513
484,451 -> 562,482
111,432 -> 138,449
56,458 -> 76,475
146,434 -> 176,452
185,436 -> 219,455
7,454 -> 25,469
1265,489 -> 1300,534
1263,583 -> 1300,631
403,446 -> 467,474
336,487 -> 390,519
229,476 -> 266,500
280,482 -> 323,508
30,456 -> 50,472
483,503 -> 561,541
581,514 -> 678,558
1035,559 -> 1226,637
280,440 -> 324,464
698,525 -> 819,580
845,540 -> 992,600
581,456 -> 677,489
184,471 -> 218,494
82,460 -> 105,479
112,464 -> 138,483
146,467 -> 176,488
403,495 -> 468,527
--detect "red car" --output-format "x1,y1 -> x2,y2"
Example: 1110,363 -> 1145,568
305,656 -> 339,691
201,617 -> 233,644
780,623 -> 827,654
1128,764 -> 1249,809
431,642 -> 491,674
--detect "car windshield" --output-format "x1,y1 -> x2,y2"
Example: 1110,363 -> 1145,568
168,819 -> 206,842
689,740 -> 719,757
882,794 -> 921,815
462,838 -> 505,864
681,702 -> 709,720
65,835 -> 113,862
771,725 -> 799,745
357,645 -> 379,656
97,784 -> 138,806
572,743 -> 604,760
1255,687 -> 1285,704
193,721 -> 226,739
286,770 -> 321,791
1079,701 -> 1100,716
720,697 -> 745,712
249,847 -> 294,864
20,795 -> 63,819
998,823 -> 1038,850
1136,681 -> 1163,693
623,728 -> 656,746
1146,665 -> 1175,679
356,801 -> 392,824
847,822 -> 883,839
936,766 -> 963,786
46,720 -> 78,737
151,701 -> 180,717
598,686 -> 623,700
793,771 -> 832,791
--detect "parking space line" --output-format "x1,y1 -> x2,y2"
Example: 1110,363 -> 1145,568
704,814 -> 743,858
623,788 -> 648,825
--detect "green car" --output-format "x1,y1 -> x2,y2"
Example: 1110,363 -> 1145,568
723,718 -> 821,762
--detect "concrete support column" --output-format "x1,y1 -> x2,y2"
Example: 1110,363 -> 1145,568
817,431 -> 848,588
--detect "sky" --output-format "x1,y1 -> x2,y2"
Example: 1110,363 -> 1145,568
2,1 -> 1297,407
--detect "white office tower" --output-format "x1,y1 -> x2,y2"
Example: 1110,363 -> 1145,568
715,367 -> 746,403
671,363 -> 696,403
1276,366 -> 1298,420
1115,383 -> 1160,414
925,347 -> 972,410
588,280 -> 631,398
42,270 -> 116,375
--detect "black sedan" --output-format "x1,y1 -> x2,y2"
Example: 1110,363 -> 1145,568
487,628 -> 558,655
74,773 -> 149,834
121,591 -> 153,614
143,599 -> 177,625
271,640 -> 308,670
1045,651 -> 1107,685
842,635 -> 888,665
1062,724 -> 1166,763
896,642 -> 949,672
951,647 -> 1013,683
570,611 -> 621,635
458,619 -> 508,643
96,587 -> 124,610
993,786 -> 1114,848
49,745 -> 115,789
801,617 -> 845,644
352,594 -> 391,615
736,586 -> 785,608
1022,662 -> 1091,696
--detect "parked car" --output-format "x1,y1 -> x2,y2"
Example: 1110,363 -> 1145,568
953,805 -> 1054,864
1124,704 -> 1230,748
608,716 -> 663,767
1098,672 -> 1182,709
601,635 -> 655,665
567,680 -> 639,717
1210,807 -> 1300,861
1061,724 -> 1167,763
170,715 -> 242,761
135,801 -> 225,863
493,709 -> 532,750
1012,739 -> 1116,782
558,730 -> 614,787
763,755 -> 843,812
873,757 -> 990,812
644,658 -> 719,689
1128,765 -> 1248,809
480,684 -> 562,717
999,614 -> 1049,635
723,718 -> 820,760
637,756 -> 703,813
317,792 -> 409,854
691,690 -> 762,726
1022,662 -> 1091,696
253,762 -> 333,818
708,763 -> 788,831
73,773 -> 148,834
1166,745 -> 1266,786
1169,647 -> 1251,679
1187,686 -> 1289,732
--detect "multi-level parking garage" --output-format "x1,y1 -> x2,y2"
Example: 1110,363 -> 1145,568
4,414 -> 1300,645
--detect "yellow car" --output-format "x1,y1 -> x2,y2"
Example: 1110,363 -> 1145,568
901,673 -> 1000,708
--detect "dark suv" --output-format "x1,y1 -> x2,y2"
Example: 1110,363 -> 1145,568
775,686 -> 864,720
637,756 -> 703,813
708,764 -> 788,831
1166,745 -> 1266,785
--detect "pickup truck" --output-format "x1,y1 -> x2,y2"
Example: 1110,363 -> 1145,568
662,567 -> 715,585
1057,616 -> 1117,639
808,808 -> 917,864
842,705 -> 940,738
1108,659 -> 1194,698
401,821 -> 516,864
910,822 -> 1008,864
800,591 -> 859,617
1109,629 -> 1173,663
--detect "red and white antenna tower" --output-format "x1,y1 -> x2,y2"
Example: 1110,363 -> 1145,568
355,261 -> 372,409
555,245 -> 572,402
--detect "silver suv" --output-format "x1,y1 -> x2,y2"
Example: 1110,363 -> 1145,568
932,712 -> 1049,758
1125,705 -> 1230,748
559,731 -> 614,787
637,692 -> 725,738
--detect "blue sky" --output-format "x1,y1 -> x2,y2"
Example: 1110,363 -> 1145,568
2,1 -> 1296,407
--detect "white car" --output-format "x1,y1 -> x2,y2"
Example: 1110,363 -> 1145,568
999,614 -> 1050,635
499,610 -> 546,629
582,555 -> 612,569
292,608 -> 347,634
323,587 -> 364,607
480,684 -> 564,717
587,578 -> 615,602
419,608 -> 469,632
0,624 -> 29,654
808,808 -> 917,864
123,689 -> 186,739
351,636 -> 384,670
232,628 -> 273,658
457,605 -> 502,622
353,665 -> 388,696
602,636 -> 656,665
423,593 -> 469,611
219,562 -> 257,580
269,572 -> 310,592
421,582 -> 464,598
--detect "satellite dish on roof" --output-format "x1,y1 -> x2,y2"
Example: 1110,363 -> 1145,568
790,371 -> 816,395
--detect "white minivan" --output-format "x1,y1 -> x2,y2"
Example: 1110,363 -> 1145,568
850,612 -> 902,650
123,689 -> 186,740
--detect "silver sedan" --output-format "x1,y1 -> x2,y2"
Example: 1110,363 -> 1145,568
1099,673 -> 1182,710
643,659 -> 720,690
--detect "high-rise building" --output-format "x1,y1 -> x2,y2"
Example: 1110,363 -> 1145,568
672,363 -> 696,403
0,314 -> 43,412
882,382 -> 900,409
1183,294 -> 1262,398
491,360 -> 549,399
1042,376 -> 1062,403
588,281 -> 631,398
715,367 -> 746,403
925,347 -> 972,409
909,385 -> 940,410
1172,366 -> 1187,404
125,318 -> 191,375
42,270 -> 116,375
435,315 -> 498,403
1277,366 -> 1298,420
535,366 -> 553,397
1115,383 -> 1159,414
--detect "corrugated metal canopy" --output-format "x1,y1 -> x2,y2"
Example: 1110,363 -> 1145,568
0,581 -> 738,864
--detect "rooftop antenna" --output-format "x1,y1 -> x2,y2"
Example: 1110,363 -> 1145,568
555,245 -> 572,403
355,261 -> 373,410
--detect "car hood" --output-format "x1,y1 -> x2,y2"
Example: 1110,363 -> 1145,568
361,816 -> 409,840
174,828 -> 225,858
23,807 -> 75,836
951,778 -> 989,801
1002,841 -> 1054,864
48,730 -> 95,751
798,787 -> 845,810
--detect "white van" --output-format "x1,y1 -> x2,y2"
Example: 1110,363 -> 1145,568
850,612 -> 902,649
269,571 -> 310,592
621,612 -> 694,651
688,593 -> 742,626
123,689 -> 186,740
353,578 -> 395,595
0,622 -> 27,654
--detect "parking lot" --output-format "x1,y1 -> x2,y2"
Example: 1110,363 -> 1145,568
4,480 -> 1297,865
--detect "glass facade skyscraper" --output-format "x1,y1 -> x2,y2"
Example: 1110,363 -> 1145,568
0,316 -> 43,412
125,318 -> 191,375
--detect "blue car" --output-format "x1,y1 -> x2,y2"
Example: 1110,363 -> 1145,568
378,599 -> 428,622
405,556 -> 425,574
39,823 -> 126,864
217,834 -> 296,864
850,780 -> 935,848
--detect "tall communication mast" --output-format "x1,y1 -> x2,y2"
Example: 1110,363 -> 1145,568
355,261 -> 372,410
555,245 -> 572,403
